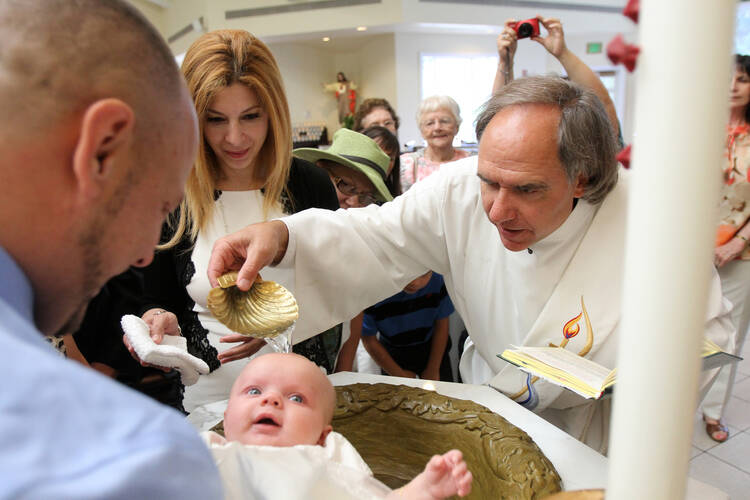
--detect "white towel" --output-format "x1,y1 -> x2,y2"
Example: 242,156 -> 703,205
120,314 -> 209,386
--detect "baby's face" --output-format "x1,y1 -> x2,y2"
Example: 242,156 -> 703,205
224,353 -> 333,447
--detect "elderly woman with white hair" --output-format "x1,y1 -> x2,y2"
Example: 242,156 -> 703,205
400,95 -> 470,191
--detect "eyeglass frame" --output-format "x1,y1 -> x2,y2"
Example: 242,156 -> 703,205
420,116 -> 456,129
329,174 -> 380,206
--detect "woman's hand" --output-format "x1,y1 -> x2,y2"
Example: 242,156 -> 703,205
532,16 -> 567,59
715,237 -> 746,268
497,21 -> 518,61
141,308 -> 182,343
217,334 -> 266,363
122,308 -> 182,372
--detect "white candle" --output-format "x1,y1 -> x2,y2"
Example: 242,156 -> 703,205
607,1 -> 735,499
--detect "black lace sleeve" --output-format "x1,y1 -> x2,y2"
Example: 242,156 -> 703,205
139,216 -> 221,372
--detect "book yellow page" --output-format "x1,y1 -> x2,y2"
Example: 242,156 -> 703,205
502,347 -> 614,399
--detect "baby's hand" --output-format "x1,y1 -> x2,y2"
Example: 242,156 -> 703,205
424,450 -> 472,498
391,449 -> 472,500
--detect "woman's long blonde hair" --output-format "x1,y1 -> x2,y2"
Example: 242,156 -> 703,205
161,29 -> 292,248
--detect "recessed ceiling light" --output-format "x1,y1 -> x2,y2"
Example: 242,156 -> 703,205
356,26 -> 367,32
322,37 -> 330,42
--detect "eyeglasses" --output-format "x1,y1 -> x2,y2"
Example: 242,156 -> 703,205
374,119 -> 396,129
330,175 -> 379,206
420,117 -> 455,129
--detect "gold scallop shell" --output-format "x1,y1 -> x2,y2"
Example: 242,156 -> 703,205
207,272 -> 298,338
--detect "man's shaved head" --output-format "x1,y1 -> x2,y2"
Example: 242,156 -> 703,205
0,0 -> 199,336
0,0 -> 182,145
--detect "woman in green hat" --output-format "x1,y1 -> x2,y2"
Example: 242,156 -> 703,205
294,128 -> 393,371
294,128 -> 393,209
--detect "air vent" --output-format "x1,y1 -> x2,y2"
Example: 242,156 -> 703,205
168,17 -> 204,43
226,0 -> 381,19
419,0 -> 621,13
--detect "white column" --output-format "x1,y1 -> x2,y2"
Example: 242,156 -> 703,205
607,1 -> 735,499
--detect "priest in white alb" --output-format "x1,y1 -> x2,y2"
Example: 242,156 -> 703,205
207,77 -> 733,453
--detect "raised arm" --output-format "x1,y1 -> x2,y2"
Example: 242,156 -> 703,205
532,16 -> 620,135
492,20 -> 518,94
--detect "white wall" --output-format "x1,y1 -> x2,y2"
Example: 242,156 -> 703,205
358,35 -> 398,109
267,42 -> 339,134
127,0 -> 165,33
269,34 -> 397,139
550,32 -> 638,144
395,32 -> 549,146
393,27 -> 637,147
131,0 -> 637,145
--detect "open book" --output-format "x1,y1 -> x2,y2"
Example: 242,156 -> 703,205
499,338 -> 742,400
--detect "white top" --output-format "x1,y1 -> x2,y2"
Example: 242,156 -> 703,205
183,191 -> 292,412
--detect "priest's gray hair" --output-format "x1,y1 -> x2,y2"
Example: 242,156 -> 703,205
475,76 -> 619,205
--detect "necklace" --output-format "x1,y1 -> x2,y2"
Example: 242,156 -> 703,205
216,196 -> 230,235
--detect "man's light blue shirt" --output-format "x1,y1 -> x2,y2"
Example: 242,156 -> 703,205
0,246 -> 222,499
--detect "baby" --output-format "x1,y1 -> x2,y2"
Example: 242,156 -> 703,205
213,352 -> 472,500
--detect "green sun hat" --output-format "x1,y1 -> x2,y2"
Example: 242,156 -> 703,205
293,128 -> 393,202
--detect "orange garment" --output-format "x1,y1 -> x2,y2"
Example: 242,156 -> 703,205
716,123 -> 750,260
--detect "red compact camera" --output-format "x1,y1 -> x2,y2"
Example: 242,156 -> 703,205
511,18 -> 540,39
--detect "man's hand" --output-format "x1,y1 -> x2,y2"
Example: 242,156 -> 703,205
715,238 -> 746,268
217,335 -> 266,364
207,220 -> 290,291
532,16 -> 566,58
122,308 -> 181,372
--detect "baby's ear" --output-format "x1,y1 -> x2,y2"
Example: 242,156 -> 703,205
317,424 -> 333,446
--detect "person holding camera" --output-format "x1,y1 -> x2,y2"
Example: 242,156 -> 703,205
493,16 -> 620,138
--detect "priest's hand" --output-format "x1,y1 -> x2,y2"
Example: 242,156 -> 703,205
208,220 -> 290,291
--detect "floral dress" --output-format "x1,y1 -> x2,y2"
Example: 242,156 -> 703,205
400,148 -> 470,192
717,124 -> 750,260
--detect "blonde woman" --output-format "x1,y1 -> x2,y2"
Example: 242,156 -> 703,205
141,30 -> 339,412
400,96 -> 470,191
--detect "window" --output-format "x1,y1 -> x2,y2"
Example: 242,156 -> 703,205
736,2 -> 750,55
420,53 -> 498,144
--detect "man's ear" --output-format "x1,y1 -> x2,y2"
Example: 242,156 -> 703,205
573,174 -> 587,198
317,424 -> 333,446
72,98 -> 135,201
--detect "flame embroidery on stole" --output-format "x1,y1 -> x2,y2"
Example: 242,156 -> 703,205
511,296 -> 594,409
